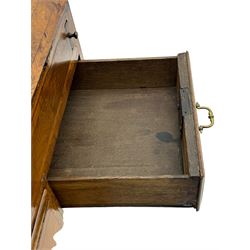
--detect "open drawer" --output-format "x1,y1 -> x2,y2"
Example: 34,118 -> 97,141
48,52 -> 206,210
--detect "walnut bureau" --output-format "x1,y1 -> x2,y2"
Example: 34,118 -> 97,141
32,1 -> 213,249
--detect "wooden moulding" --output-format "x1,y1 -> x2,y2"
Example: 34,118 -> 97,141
48,53 -> 204,210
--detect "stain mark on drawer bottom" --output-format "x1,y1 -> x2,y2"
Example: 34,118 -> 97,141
156,132 -> 177,143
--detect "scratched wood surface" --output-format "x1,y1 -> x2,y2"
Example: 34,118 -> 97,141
31,0 -> 82,228
31,1 -> 83,248
32,0 -> 68,97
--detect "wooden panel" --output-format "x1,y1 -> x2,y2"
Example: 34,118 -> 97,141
32,1 -> 85,247
49,87 -> 183,180
32,184 -> 63,250
32,1 -> 83,98
178,53 -> 200,176
72,57 -> 177,89
32,0 -> 67,97
49,176 -> 199,208
32,3 -> 82,113
32,10 -> 80,227
184,52 -> 205,210
177,52 -> 204,210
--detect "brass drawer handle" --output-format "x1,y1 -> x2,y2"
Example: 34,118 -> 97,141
196,102 -> 214,133
66,31 -> 78,39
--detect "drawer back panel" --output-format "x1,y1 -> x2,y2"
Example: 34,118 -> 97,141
72,57 -> 177,89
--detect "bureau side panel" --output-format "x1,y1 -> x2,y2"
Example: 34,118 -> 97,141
32,6 -> 80,227
32,0 -> 67,97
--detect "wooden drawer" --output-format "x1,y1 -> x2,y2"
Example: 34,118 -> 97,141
48,52 -> 206,210
32,3 -> 81,226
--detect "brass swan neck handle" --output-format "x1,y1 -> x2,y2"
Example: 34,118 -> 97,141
196,102 -> 214,133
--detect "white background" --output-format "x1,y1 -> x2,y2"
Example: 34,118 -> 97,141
1,0 -> 250,249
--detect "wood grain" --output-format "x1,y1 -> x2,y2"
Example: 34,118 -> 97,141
32,48 -> 78,226
49,176 -> 199,208
32,184 -> 63,250
32,0 -> 81,228
32,2 -> 82,112
184,52 -> 205,210
177,53 -> 200,177
32,0 -> 67,97
49,87 -> 183,179
72,57 -> 177,89
32,1 -> 83,98
177,52 -> 204,210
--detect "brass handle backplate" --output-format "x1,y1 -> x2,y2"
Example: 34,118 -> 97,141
196,102 -> 214,133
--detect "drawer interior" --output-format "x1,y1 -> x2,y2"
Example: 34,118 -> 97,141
49,57 -> 183,178
50,87 -> 183,177
48,55 -> 203,209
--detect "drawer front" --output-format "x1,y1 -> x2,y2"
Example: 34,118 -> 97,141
32,4 -> 81,226
177,52 -> 204,210
32,185 -> 63,250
